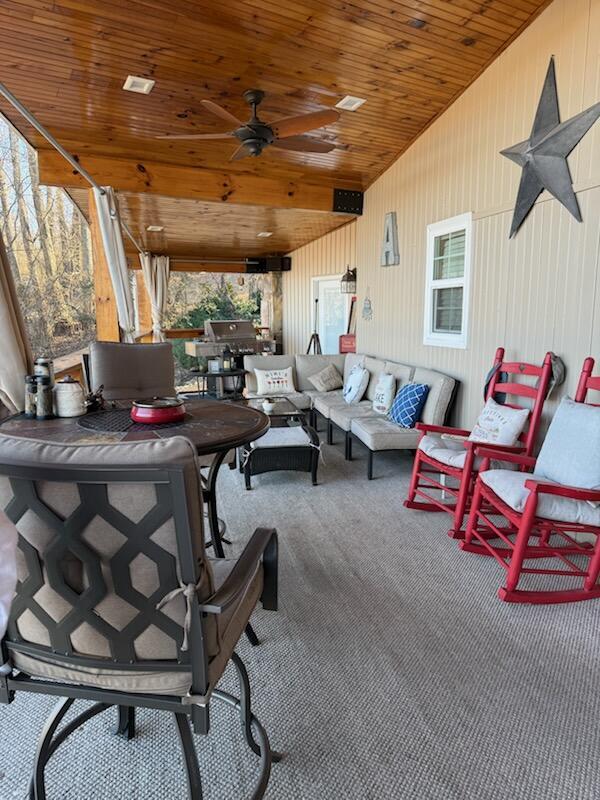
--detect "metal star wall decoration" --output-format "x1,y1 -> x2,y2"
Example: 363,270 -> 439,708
501,57 -> 600,238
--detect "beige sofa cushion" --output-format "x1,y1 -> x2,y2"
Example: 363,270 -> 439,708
383,361 -> 413,384
313,391 -> 347,418
12,558 -> 263,697
351,417 -> 421,451
243,354 -> 296,394
412,367 -> 456,426
330,403 -> 376,432
294,354 -> 346,391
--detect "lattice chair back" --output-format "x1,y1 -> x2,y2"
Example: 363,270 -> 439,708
575,357 -> 600,405
485,347 -> 554,456
0,433 -> 217,697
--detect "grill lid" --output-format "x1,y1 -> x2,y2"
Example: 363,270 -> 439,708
204,319 -> 257,341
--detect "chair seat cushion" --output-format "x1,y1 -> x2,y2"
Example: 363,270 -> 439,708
419,433 -> 471,469
11,558 -> 263,697
250,427 -> 311,449
313,391 -> 347,418
480,469 -> 600,526
330,402 -> 375,432
350,416 -> 421,451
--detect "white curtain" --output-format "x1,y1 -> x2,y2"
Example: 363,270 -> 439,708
0,231 -> 31,413
139,253 -> 170,342
92,187 -> 136,342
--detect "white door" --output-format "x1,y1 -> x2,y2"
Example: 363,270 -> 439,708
312,276 -> 348,355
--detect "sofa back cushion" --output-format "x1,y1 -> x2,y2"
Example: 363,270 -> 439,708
412,367 -> 456,426
384,361 -> 413,384
243,355 -> 296,394
294,354 -> 346,391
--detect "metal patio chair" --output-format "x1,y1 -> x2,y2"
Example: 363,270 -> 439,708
0,433 -> 279,798
89,339 -> 235,559
461,357 -> 600,604
404,348 -> 553,538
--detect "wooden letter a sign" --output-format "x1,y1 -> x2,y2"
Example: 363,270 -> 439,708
381,212 -> 399,266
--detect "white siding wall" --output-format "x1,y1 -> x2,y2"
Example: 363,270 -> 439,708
283,0 -> 600,427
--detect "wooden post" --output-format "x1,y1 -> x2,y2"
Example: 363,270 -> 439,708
135,270 -> 154,341
88,188 -> 120,342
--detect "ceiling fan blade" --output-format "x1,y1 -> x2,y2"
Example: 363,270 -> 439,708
201,99 -> 243,127
156,132 -> 235,140
271,109 -> 340,139
229,143 -> 252,161
271,136 -> 336,153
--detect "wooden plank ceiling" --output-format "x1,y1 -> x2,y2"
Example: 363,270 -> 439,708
0,0 -> 551,262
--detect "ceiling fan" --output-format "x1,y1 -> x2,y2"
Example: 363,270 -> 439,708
157,89 -> 340,160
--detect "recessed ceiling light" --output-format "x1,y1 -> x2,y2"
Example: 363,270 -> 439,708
335,95 -> 366,112
146,225 -> 164,232
257,231 -> 273,238
123,75 -> 156,95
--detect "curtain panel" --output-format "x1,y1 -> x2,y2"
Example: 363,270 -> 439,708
92,187 -> 136,342
139,253 -> 170,342
0,230 -> 32,413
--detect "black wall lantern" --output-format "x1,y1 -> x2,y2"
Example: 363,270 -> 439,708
341,266 -> 357,294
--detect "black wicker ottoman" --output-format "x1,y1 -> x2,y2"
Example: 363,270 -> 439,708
241,424 -> 320,489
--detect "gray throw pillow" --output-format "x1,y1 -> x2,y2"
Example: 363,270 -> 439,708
536,397 -> 600,489
308,363 -> 343,393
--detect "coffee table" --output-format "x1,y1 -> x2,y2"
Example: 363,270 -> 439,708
244,396 -> 307,423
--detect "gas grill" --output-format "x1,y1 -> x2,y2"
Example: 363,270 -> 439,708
184,319 -> 275,359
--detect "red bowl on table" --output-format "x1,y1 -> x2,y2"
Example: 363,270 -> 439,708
130,397 -> 186,425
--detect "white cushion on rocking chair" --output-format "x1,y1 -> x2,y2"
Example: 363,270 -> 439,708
480,470 -> 600,526
418,433 -> 475,470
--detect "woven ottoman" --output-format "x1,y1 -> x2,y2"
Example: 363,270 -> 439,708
241,424 -> 320,489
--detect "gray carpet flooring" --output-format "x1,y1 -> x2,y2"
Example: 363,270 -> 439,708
1,441 -> 599,799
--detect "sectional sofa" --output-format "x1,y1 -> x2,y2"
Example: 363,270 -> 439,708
243,353 -> 457,479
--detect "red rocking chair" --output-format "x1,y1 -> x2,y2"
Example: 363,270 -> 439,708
461,357 -> 600,604
404,348 -> 553,538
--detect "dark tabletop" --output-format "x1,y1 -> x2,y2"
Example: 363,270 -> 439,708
0,399 -> 270,456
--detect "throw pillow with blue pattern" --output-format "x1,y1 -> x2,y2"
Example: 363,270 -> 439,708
388,383 -> 430,427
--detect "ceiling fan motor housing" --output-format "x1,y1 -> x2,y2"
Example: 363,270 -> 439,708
235,122 -> 274,155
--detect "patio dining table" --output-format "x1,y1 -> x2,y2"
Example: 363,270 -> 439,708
0,398 -> 270,557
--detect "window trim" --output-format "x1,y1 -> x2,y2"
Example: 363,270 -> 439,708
423,212 -> 472,349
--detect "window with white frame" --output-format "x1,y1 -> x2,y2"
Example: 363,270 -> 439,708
423,212 -> 472,348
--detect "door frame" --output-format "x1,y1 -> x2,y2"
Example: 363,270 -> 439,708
311,274 -> 351,353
